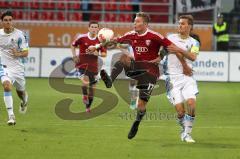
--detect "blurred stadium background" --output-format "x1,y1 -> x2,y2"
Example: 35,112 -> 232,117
0,0 -> 240,159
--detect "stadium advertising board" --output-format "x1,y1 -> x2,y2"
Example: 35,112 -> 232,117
25,48 -> 40,77
229,52 -> 240,82
193,52 -> 229,81
41,48 -> 76,78
33,48 -> 240,82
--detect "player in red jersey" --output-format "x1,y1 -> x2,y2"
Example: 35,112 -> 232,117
89,12 -> 170,139
71,21 -> 106,112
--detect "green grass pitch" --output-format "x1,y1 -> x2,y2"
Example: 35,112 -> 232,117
0,78 -> 240,159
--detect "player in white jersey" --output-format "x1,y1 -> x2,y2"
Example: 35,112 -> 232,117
0,11 -> 29,125
163,15 -> 200,142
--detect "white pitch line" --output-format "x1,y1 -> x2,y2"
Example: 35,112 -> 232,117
17,123 -> 240,129
1,122 -> 240,129
91,125 -> 240,129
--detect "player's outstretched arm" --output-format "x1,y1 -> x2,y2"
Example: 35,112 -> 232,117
86,45 -> 107,57
167,44 -> 197,61
86,38 -> 118,53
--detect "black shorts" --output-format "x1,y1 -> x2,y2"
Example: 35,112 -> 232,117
77,68 -> 98,86
217,42 -> 229,51
124,59 -> 157,102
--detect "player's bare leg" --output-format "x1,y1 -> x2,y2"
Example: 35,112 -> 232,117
101,52 -> 146,88
16,90 -> 28,114
128,99 -> 147,139
2,80 -> 15,125
100,53 -> 132,88
186,98 -> 196,117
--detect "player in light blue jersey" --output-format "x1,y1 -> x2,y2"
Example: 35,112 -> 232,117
0,11 -> 29,125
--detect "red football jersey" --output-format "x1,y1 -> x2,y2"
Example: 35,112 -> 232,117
72,33 -> 105,73
117,29 -> 168,77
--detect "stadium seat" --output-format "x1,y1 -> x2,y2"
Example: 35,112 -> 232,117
42,2 -> 55,9
105,0 -> 117,11
119,14 -> 132,22
68,2 -> 81,10
30,1 -> 40,9
125,14 -> 132,22
119,0 -> 132,11
40,12 -> 48,20
41,12 -> 54,21
23,11 -> 29,20
90,14 -> 101,21
19,11 -> 25,20
10,1 -> 25,8
68,12 -> 82,21
141,0 -> 169,22
12,11 -> 22,20
119,14 -> 125,22
92,0 -> 102,10
56,2 -> 65,10
142,0 -> 169,2
56,11 -> 66,21
30,11 -> 40,20
105,13 -> 117,22
1,0 -> 170,23
0,1 -> 9,8
48,12 -> 55,20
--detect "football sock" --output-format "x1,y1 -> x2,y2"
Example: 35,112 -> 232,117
4,91 -> 14,117
82,86 -> 88,96
19,91 -> 28,104
87,87 -> 94,108
86,97 -> 93,108
111,61 -> 124,82
135,109 -> 146,123
23,91 -> 28,103
177,116 -> 184,131
129,84 -> 139,109
183,114 -> 195,134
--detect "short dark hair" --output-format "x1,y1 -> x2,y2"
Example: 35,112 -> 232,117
179,15 -> 194,26
89,21 -> 99,27
1,10 -> 13,21
136,12 -> 150,24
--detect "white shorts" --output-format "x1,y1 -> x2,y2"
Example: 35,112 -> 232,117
0,66 -> 26,91
165,74 -> 198,105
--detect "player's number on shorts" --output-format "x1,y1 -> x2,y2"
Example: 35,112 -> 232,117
147,83 -> 154,91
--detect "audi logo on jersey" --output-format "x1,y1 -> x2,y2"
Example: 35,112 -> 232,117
135,47 -> 148,53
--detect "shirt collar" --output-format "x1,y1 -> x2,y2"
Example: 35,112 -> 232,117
136,28 -> 149,36
88,32 -> 97,40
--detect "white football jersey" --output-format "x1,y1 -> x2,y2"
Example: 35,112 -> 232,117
163,33 -> 199,75
0,28 -> 29,73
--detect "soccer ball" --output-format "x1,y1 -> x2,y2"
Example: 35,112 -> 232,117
98,28 -> 114,42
